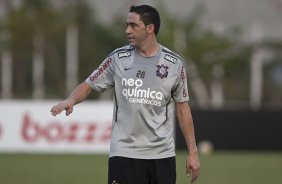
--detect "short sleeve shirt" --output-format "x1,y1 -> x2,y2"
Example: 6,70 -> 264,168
86,44 -> 189,159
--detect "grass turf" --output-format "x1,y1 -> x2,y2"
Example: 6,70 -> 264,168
0,151 -> 281,184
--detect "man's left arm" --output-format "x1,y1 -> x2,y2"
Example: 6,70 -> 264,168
175,101 -> 200,183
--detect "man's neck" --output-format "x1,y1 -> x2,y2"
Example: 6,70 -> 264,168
136,39 -> 159,57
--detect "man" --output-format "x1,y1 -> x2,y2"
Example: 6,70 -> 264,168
51,5 -> 200,184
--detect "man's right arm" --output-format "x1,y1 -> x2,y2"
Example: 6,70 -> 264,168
50,82 -> 92,116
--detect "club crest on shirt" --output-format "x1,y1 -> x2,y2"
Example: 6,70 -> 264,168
156,64 -> 169,79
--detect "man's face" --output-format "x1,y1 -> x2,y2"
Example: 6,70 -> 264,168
125,12 -> 148,47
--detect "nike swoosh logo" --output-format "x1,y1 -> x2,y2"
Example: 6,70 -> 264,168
124,67 -> 134,71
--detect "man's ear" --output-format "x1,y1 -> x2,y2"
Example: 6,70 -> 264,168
146,24 -> 155,34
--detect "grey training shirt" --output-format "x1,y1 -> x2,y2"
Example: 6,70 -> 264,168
86,44 -> 189,159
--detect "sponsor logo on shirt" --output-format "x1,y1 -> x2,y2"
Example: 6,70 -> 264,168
118,51 -> 131,58
89,58 -> 112,81
182,88 -> 188,97
180,66 -> 188,97
164,54 -> 177,64
0,123 -> 2,140
121,78 -> 163,106
124,67 -> 134,71
181,66 -> 185,82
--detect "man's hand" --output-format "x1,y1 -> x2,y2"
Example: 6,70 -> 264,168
50,100 -> 74,116
50,82 -> 92,116
186,153 -> 200,183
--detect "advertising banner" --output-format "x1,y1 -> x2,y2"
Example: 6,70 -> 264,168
0,100 -> 113,153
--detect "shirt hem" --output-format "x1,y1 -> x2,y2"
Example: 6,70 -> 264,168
109,153 -> 176,159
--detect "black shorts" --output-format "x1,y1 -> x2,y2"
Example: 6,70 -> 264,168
108,156 -> 176,184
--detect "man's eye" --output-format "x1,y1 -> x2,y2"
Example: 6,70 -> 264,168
127,23 -> 137,27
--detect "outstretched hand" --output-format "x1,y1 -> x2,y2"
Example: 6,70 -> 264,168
50,100 -> 74,116
186,153 -> 200,183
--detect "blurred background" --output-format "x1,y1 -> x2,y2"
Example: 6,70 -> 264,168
0,0 -> 281,184
0,0 -> 282,107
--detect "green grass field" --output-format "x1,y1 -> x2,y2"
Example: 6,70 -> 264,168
0,151 -> 281,184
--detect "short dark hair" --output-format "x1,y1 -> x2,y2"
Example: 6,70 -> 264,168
129,5 -> 161,35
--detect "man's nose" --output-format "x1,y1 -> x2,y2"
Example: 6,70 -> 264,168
125,25 -> 131,34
